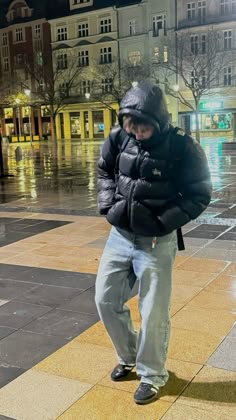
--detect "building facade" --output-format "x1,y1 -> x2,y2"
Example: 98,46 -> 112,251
49,0 -> 121,140
177,0 -> 236,137
0,0 -> 54,140
117,0 -> 178,126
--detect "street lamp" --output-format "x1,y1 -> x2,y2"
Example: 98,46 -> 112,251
132,81 -> 138,88
173,84 -> 180,92
24,89 -> 32,144
15,98 -> 21,137
85,92 -> 91,100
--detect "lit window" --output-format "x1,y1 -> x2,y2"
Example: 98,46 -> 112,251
128,50 -> 141,66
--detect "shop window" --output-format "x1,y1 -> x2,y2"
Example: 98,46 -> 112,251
191,113 -> 231,131
93,110 -> 104,138
70,112 -> 81,138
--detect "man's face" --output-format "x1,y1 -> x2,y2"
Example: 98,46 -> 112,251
126,124 -> 155,141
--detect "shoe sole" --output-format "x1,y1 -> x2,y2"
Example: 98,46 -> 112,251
134,393 -> 158,405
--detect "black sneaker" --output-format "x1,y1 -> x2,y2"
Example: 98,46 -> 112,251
111,364 -> 135,381
134,383 -> 159,404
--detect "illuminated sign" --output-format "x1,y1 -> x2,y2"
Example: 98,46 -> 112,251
199,101 -> 223,111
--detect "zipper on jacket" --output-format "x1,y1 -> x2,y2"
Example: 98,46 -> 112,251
127,181 -> 135,223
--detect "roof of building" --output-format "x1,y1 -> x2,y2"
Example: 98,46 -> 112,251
0,0 -> 142,28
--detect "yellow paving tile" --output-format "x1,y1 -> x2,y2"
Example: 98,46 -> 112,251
34,342 -> 117,384
170,303 -> 184,317
187,289 -> 236,311
176,257 -> 228,273
171,284 -> 202,304
206,274 -> 236,292
179,366 -> 236,418
75,321 -> 140,348
99,359 -> 202,403
57,385 -> 172,420
168,328 -> 222,364
173,255 -> 190,267
0,369 -> 92,420
172,270 -> 217,287
221,262 -> 236,276
171,307 -> 236,337
162,402 -> 232,419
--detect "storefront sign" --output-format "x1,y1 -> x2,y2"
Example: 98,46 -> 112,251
199,100 -> 223,111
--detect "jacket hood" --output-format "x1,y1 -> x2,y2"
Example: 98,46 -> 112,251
118,81 -> 170,133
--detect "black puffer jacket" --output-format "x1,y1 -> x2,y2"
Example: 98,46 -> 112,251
97,82 -> 212,237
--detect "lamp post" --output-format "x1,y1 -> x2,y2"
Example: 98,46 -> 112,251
15,98 -> 21,137
24,89 -> 32,144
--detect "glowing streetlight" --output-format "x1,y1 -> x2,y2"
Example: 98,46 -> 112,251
173,84 -> 180,92
132,81 -> 138,88
85,92 -> 91,100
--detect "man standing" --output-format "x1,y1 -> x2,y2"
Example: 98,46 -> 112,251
95,81 -> 212,404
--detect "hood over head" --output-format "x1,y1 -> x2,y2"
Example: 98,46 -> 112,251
118,81 -> 170,134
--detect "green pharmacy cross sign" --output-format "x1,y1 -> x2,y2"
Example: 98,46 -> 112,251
199,100 -> 224,111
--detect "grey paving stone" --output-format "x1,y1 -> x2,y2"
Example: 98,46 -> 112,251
0,330 -> 67,369
0,264 -> 32,280
16,284 -> 84,307
196,224 -> 230,232
207,335 -> 236,371
194,248 -> 236,261
0,326 -> 16,340
0,365 -> 25,389
216,232 -> 236,241
15,267 -> 96,289
23,309 -> 99,339
228,325 -> 236,338
184,230 -> 220,239
59,286 -> 98,315
0,279 -> 38,300
0,301 -> 51,329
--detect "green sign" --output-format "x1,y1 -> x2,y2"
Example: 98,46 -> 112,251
199,100 -> 223,111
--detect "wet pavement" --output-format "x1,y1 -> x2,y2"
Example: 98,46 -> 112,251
0,137 -> 235,419
0,137 -> 236,220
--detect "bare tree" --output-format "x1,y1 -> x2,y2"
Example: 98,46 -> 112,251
24,51 -> 83,141
155,30 -> 234,141
89,59 -> 151,115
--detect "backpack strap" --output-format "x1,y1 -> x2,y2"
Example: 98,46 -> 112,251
169,127 -> 188,251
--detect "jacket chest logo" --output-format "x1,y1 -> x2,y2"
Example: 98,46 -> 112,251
152,168 -> 162,176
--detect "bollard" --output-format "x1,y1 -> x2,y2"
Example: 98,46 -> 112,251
15,146 -> 22,162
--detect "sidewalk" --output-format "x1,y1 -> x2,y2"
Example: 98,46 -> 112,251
0,139 -> 235,419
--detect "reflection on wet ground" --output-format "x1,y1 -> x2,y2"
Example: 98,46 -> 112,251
0,137 -> 236,219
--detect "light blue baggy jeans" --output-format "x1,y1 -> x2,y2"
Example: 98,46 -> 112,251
95,226 -> 177,389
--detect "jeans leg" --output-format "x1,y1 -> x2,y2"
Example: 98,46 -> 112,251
133,232 -> 177,388
95,227 -> 137,365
